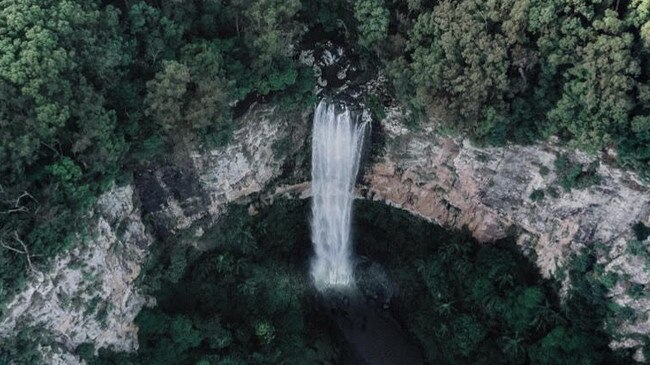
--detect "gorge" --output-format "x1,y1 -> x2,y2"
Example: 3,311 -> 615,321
2,99 -> 648,364
2,1 -> 650,363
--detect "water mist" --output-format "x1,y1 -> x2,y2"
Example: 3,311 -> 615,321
310,100 -> 369,291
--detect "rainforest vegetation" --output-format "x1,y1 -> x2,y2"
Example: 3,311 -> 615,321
1,0 -> 650,363
49,199 -> 625,365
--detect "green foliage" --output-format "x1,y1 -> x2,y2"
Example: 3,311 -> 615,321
545,12 -> 639,150
451,315 -> 486,357
0,327 -> 46,364
547,186 -> 560,199
626,240 -> 648,257
254,320 -> 276,346
628,283 -> 647,300
354,0 -> 389,49
384,0 -> 650,175
529,326 -> 604,365
126,3 -> 183,66
364,94 -> 387,121
171,316 -> 203,351
403,0 -> 534,141
599,271 -> 619,291
539,165 -> 550,176
530,189 -> 545,202
144,40 -> 234,143
633,222 -> 650,241
554,154 -> 601,191
0,0 -> 127,173
271,66 -> 316,113
353,200 -> 627,364
76,343 -> 95,361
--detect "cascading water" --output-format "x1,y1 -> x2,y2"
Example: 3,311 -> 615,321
310,100 -> 369,291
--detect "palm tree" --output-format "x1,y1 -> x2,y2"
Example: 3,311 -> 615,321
500,333 -> 526,360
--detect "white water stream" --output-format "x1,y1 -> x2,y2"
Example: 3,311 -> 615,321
310,100 -> 369,290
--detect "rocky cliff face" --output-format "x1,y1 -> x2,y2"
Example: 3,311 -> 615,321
0,105 -> 309,364
365,107 -> 650,273
0,185 -> 151,365
361,106 -> 650,359
132,105 -> 309,238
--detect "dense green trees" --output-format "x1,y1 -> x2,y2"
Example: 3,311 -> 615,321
79,200 -> 629,364
536,4 -> 640,149
354,0 -> 390,49
353,200 -> 627,365
405,0 -> 532,134
0,0 -> 127,173
144,48 -> 230,143
83,201 -> 339,365
0,327 -> 47,364
379,0 -> 650,173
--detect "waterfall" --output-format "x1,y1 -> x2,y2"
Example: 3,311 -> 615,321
310,100 -> 369,291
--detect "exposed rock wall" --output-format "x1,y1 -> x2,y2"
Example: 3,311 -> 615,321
0,185 -> 151,365
361,106 -> 650,358
0,105 -> 309,363
133,105 -> 309,238
365,107 -> 650,273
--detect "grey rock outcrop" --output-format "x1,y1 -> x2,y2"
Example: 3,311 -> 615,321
133,105 -> 309,238
365,107 -> 649,271
361,106 -> 650,357
0,185 -> 151,364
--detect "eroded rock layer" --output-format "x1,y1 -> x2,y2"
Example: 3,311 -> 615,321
362,106 -> 650,358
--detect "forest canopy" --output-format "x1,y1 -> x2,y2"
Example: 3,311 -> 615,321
380,0 -> 650,166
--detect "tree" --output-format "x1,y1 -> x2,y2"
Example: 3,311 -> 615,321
145,60 -> 191,134
545,10 -> 639,149
144,42 -> 231,143
354,0 -> 390,49
406,0 -> 535,137
238,0 -> 302,67
126,2 -> 183,67
171,316 -> 203,350
529,326 -> 604,365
